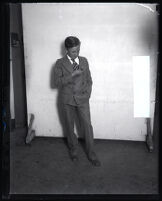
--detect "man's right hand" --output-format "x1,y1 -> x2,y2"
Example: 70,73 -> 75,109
72,69 -> 83,77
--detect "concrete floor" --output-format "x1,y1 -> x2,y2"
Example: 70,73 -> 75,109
10,128 -> 158,195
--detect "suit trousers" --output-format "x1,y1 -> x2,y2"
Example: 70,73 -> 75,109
62,101 -> 95,158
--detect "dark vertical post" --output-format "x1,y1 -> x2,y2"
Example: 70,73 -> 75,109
10,3 -> 27,129
152,49 -> 159,152
146,118 -> 154,152
1,3 -> 10,199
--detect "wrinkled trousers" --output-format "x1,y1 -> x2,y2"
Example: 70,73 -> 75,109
62,101 -> 95,158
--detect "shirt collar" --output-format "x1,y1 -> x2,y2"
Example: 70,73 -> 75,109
67,54 -> 79,65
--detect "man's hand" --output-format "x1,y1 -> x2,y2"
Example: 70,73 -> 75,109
72,69 -> 83,77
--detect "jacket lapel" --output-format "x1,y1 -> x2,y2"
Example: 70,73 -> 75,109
78,56 -> 86,71
62,56 -> 73,73
62,56 -> 86,73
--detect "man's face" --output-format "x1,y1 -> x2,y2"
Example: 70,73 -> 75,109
67,45 -> 80,59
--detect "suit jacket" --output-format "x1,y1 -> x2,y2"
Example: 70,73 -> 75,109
54,55 -> 92,105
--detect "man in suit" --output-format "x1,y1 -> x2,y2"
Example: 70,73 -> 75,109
54,36 -> 101,166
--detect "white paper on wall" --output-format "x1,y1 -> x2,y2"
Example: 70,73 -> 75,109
133,56 -> 150,117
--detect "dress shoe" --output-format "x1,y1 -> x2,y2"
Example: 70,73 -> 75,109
89,158 -> 101,167
71,155 -> 79,162
69,148 -> 78,162
88,151 -> 101,166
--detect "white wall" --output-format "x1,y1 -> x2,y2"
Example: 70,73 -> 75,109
22,3 -> 158,141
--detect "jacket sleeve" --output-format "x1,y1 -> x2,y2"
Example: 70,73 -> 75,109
85,59 -> 93,96
54,60 -> 73,88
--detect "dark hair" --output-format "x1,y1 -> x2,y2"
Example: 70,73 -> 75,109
64,36 -> 81,49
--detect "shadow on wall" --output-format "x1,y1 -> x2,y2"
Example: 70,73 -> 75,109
50,40 -> 66,89
50,41 -> 84,141
141,19 -> 156,51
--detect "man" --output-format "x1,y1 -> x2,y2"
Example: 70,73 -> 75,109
54,36 -> 101,166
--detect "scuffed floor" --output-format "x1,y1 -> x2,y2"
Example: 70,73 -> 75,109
10,128 -> 158,194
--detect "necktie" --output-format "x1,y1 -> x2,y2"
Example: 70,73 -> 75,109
71,59 -> 79,70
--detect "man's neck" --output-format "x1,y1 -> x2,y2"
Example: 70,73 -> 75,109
67,54 -> 79,64
67,54 -> 78,60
